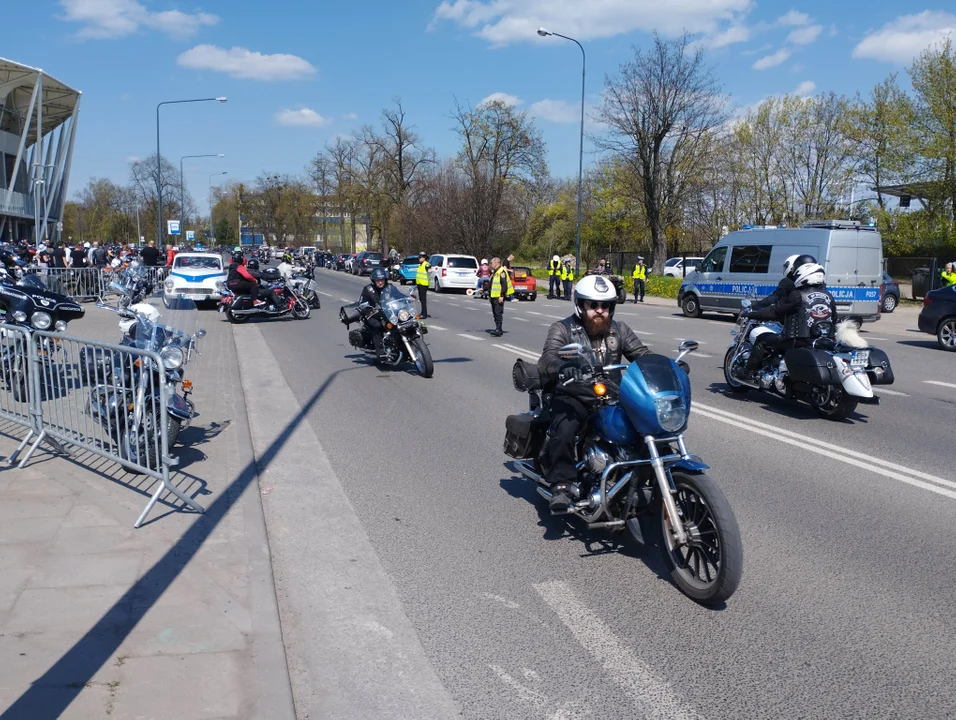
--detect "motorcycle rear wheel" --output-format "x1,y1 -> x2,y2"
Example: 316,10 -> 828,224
722,347 -> 749,394
660,471 -> 743,605
808,385 -> 858,420
411,337 -> 434,378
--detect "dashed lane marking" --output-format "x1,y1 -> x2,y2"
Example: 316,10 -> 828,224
457,333 -> 482,341
924,380 -> 956,389
512,317 -> 530,322
492,343 -> 541,361
426,324 -> 447,331
876,388 -> 908,396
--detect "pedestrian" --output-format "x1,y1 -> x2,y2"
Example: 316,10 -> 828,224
489,256 -> 513,336
941,262 -> 956,287
92,242 -> 108,268
140,240 -> 161,267
165,244 -> 176,266
548,254 -> 561,299
415,251 -> 431,318
632,256 -> 646,303
562,259 -> 575,300
504,253 -> 514,270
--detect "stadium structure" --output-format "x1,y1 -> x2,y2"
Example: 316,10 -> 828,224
0,57 -> 80,245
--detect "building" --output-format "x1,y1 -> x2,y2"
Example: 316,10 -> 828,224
0,57 -> 81,245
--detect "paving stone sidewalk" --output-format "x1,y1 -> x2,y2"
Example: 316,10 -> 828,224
0,302 -> 294,719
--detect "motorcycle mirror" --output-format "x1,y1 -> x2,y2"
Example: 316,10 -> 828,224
678,339 -> 699,353
194,329 -> 207,338
741,299 -> 752,309
558,343 -> 584,359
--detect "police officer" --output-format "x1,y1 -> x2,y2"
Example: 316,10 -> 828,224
941,262 -> 956,287
631,256 -> 646,303
489,256 -> 513,337
561,259 -> 574,300
415,252 -> 431,318
548,255 -> 561,299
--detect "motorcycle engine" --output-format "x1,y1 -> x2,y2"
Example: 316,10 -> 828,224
583,441 -> 611,475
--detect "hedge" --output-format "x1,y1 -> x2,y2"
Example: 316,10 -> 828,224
528,268 -> 683,299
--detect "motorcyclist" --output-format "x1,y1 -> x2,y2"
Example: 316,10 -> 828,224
751,254 -> 816,312
359,268 -> 391,363
743,261 -> 837,378
476,258 -> 491,295
247,257 -> 286,308
277,252 -> 301,279
226,251 -> 265,306
538,275 -> 652,512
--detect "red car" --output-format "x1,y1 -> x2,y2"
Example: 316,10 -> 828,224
510,266 -> 537,301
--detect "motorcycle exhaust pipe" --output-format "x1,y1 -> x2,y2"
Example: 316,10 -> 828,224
516,459 -> 548,485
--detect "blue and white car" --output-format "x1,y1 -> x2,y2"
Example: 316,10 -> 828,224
163,253 -> 227,307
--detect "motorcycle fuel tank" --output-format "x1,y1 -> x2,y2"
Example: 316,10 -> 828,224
591,404 -> 639,446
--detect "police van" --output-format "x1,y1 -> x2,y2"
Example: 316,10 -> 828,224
676,221 -> 883,321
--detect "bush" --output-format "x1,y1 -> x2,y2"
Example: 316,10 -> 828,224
623,274 -> 682,299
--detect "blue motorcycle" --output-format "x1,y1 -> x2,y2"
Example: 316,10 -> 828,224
505,340 -> 743,604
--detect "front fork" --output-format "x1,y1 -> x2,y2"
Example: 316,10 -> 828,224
644,435 -> 688,545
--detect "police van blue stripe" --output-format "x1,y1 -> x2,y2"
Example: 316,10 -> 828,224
690,283 -> 879,302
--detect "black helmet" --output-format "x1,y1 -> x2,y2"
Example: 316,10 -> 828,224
785,254 -> 817,279
370,267 -> 388,284
231,250 -> 244,264
247,258 -> 260,271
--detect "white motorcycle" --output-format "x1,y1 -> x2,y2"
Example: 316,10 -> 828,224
723,298 -> 895,420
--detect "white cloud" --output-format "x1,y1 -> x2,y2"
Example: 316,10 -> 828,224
786,24 -> 822,45
528,99 -> 579,124
752,48 -> 791,70
431,0 -> 750,45
59,0 -> 217,39
480,92 -> 521,107
698,24 -> 751,49
275,108 -> 329,128
793,80 -> 816,96
852,11 -> 956,64
177,45 -> 316,80
776,10 -> 810,27
341,112 -> 358,121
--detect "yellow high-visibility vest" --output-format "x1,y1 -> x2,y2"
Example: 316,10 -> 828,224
416,260 -> 430,286
490,267 -> 514,298
632,264 -> 646,280
549,260 -> 561,276
942,270 -> 956,286
561,266 -> 574,282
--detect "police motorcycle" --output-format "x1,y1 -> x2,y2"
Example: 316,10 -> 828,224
388,262 -> 402,282
87,298 -> 205,472
106,262 -> 154,308
723,297 -> 895,421
285,263 -> 321,310
339,284 -> 434,378
218,265 -> 311,323
504,341 -> 743,605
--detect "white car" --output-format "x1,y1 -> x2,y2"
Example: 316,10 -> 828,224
163,252 -> 227,307
428,253 -> 479,292
663,256 -> 705,278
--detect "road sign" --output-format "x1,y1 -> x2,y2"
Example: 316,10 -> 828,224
167,220 -> 181,236
186,230 -> 195,241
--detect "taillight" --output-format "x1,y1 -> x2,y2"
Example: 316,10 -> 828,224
923,295 -> 933,307
441,268 -> 447,277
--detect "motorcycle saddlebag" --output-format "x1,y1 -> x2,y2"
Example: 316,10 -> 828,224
78,346 -> 120,385
865,347 -> 894,385
512,358 -> 542,392
503,412 -> 547,459
339,302 -> 361,326
260,268 -> 282,282
784,347 -> 841,385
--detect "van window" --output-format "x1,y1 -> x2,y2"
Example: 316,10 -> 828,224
447,257 -> 478,269
729,245 -> 772,273
698,247 -> 727,273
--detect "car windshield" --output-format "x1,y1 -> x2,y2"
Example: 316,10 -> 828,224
175,256 -> 221,270
365,252 -> 383,260
665,258 -> 680,267
380,284 -> 416,318
447,257 -> 478,269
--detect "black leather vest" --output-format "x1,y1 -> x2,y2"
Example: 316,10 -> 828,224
784,287 -> 835,339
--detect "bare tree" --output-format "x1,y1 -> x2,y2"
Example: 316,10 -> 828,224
129,154 -> 186,243
309,151 -> 334,247
327,137 -> 361,252
597,33 -> 728,272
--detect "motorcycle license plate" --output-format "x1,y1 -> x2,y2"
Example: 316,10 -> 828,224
850,350 -> 869,367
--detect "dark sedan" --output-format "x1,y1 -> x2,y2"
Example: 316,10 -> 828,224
917,285 -> 956,351
880,271 -> 900,313
351,251 -> 385,276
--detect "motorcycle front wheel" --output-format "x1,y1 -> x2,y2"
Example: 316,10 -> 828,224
410,337 -> 434,378
292,298 -> 311,319
722,347 -> 749,394
808,385 -> 858,420
660,471 -> 743,605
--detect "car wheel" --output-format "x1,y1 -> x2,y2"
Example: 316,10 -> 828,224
530,293 -> 537,301
681,294 -> 702,318
433,277 -> 441,293
881,294 -> 897,313
938,317 -> 956,351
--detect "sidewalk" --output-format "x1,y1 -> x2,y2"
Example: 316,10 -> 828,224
0,302 -> 294,719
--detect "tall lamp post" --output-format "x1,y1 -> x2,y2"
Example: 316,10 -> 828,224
156,97 -> 227,248
180,153 -> 224,235
537,27 -> 585,276
208,171 -> 228,243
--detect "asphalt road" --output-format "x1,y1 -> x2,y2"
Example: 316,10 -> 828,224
250,267 -> 956,719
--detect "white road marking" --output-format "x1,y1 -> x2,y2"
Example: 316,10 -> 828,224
658,315 -> 682,321
632,330 -> 655,335
691,352 -> 713,358
527,311 -> 546,316
692,401 -> 956,499
426,324 -> 447,331
875,388 -> 908,396
862,336 -> 889,341
464,305 -> 481,311
534,581 -> 703,720
924,380 -> 956,390
512,316 -> 530,322
493,344 -> 541,361
540,323 -> 552,327
457,333 -> 482,341
448,301 -> 461,306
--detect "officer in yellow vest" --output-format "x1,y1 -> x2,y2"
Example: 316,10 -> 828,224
415,252 -> 431,318
561,259 -> 574,300
489,256 -> 514,336
632,256 -> 646,303
548,254 -> 561,299
941,262 -> 956,287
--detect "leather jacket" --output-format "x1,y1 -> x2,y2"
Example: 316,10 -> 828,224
538,315 -> 651,383
752,277 -> 795,311
752,285 -> 838,339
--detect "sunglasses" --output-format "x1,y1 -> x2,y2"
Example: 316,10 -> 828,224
585,300 -> 613,310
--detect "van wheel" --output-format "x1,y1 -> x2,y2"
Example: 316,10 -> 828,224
881,294 -> 897,313
681,294 -> 701,318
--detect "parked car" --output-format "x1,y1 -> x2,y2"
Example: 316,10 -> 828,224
880,271 -> 900,313
352,251 -> 385,276
163,252 -> 227,307
917,285 -> 956,351
428,254 -> 479,292
343,253 -> 358,273
510,266 -> 537,301
663,256 -> 705,278
397,256 -> 421,285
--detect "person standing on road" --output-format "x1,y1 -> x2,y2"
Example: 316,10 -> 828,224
632,256 -> 646,303
548,255 -> 561,299
415,252 -> 431,318
140,240 -> 161,267
489,256 -> 513,337
562,259 -> 574,300
941,262 -> 956,287
165,244 -> 177,266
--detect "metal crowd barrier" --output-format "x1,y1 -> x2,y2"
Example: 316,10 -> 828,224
1,324 -> 205,527
23,266 -> 169,303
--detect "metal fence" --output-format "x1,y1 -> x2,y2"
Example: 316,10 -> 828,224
1,323 -> 204,527
20,266 -> 168,303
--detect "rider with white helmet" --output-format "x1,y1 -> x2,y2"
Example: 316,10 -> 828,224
537,274 -> 653,512
752,253 -> 816,312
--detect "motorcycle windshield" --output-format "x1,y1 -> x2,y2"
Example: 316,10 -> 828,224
18,273 -> 47,291
618,354 -> 692,436
133,296 -> 203,370
381,285 -> 416,322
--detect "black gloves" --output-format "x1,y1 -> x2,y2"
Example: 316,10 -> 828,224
558,364 -> 584,384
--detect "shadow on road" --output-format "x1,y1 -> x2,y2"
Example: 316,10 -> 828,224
704,382 -> 870,424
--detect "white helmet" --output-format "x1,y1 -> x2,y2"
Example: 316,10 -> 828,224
553,255 -> 560,262
572,275 -> 617,318
783,253 -> 817,279
793,262 -> 826,288
480,258 -> 488,265
782,254 -> 800,277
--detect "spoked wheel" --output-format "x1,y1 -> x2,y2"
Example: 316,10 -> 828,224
722,347 -> 749,394
309,292 -> 321,309
808,384 -> 858,420
660,471 -> 743,605
292,298 -> 311,319
410,337 -> 434,378
938,318 -> 956,351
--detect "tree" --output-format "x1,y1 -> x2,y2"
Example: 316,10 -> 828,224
129,154 -> 189,244
910,37 -> 956,220
327,136 -> 361,252
597,33 -> 728,272
309,151 -> 334,247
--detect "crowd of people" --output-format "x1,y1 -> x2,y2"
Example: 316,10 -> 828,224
1,238 -> 183,271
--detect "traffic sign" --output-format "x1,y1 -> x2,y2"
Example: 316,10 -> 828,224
167,220 -> 181,236
186,230 -> 195,241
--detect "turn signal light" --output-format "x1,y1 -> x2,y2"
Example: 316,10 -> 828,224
593,383 -> 607,397
386,322 -> 393,329
182,380 -> 193,390
133,359 -> 142,367
415,314 -> 421,320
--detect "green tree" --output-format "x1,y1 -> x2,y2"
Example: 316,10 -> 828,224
910,37 -> 956,220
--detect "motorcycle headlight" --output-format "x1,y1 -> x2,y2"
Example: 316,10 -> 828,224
13,311 -> 27,323
161,346 -> 185,370
32,311 -> 52,330
655,396 -> 687,433
398,310 -> 410,322
55,320 -> 67,332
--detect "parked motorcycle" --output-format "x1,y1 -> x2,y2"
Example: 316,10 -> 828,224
107,263 -> 154,307
286,264 -> 321,309
339,284 -> 434,378
218,271 -> 311,323
722,298 -> 895,420
505,340 -> 742,605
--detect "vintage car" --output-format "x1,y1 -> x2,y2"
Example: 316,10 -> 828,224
510,266 -> 537,301
163,252 -> 227,307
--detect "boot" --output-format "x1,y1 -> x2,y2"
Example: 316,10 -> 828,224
549,482 -> 581,513
490,322 -> 503,337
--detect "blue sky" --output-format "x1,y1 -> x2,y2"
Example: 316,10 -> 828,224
5,0 -> 955,212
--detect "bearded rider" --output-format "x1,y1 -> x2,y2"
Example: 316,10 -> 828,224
359,268 -> 391,363
537,275 -> 653,513
743,261 -> 837,379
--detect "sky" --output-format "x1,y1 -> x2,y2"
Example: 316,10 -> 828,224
4,0 -> 955,213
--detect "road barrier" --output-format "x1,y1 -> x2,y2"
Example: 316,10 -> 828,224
22,266 -> 169,303
1,322 -> 205,527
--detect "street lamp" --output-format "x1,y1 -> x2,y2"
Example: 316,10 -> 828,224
180,153 -> 224,233
537,27 -> 586,276
156,97 -> 227,248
